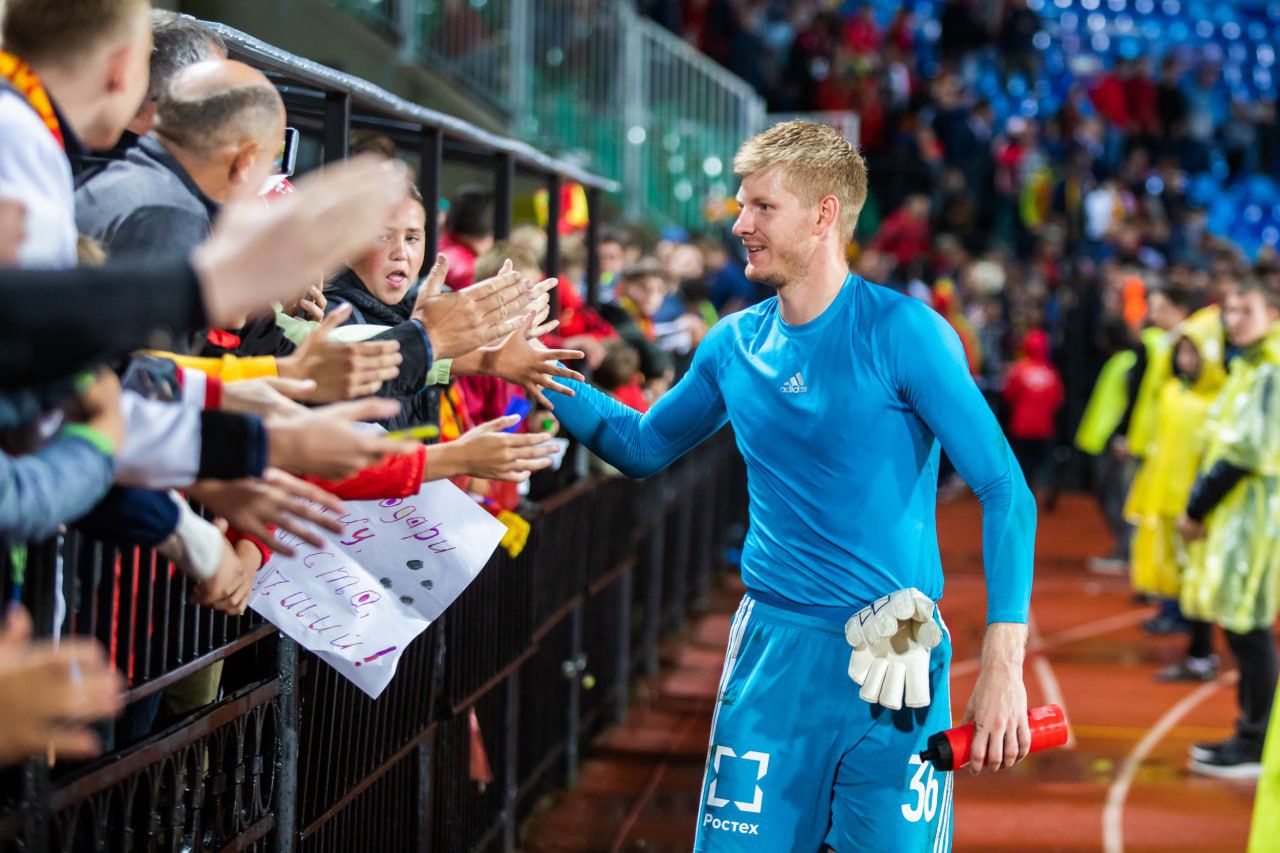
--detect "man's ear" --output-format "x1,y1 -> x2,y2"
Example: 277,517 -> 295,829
229,141 -> 264,187
102,40 -> 135,93
814,195 -> 841,237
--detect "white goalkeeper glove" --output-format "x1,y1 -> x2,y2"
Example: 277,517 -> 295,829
844,588 -> 943,711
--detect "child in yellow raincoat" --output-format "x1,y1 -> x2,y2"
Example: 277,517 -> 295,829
1123,307 -> 1226,682
1178,279 -> 1280,778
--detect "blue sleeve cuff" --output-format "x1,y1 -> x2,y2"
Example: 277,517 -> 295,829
410,319 -> 435,368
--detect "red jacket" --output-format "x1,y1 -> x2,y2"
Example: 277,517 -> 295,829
1090,74 -> 1129,129
304,446 -> 427,500
544,280 -> 617,356
439,232 -> 478,292
610,381 -> 650,413
870,208 -> 931,266
1003,331 -> 1064,440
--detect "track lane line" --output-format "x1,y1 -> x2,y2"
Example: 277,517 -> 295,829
1100,671 -> 1238,853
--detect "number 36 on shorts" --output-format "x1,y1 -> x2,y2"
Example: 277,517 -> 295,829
902,754 -> 940,824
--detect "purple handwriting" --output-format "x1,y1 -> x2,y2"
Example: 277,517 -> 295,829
253,562 -> 373,655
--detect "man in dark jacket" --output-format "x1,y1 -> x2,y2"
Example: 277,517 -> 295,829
76,58 -> 283,264
76,58 -> 419,403
76,10 -> 227,186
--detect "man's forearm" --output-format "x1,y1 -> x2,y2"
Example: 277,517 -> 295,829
981,622 -> 1028,673
449,349 -> 486,377
547,375 -> 725,479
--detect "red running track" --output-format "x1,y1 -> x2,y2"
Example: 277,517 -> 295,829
523,494 -> 1256,852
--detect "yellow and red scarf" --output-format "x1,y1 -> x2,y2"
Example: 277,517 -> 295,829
0,51 -> 63,148
619,296 -> 655,339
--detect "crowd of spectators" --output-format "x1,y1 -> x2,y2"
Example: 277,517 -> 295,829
0,0 -> 699,766
634,0 -> 1279,488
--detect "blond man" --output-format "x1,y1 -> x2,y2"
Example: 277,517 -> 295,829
547,121 -> 1036,851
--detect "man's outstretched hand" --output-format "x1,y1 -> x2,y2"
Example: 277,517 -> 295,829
411,255 -> 550,359
277,304 -> 403,402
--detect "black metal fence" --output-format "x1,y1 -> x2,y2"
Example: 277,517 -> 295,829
0,433 -> 744,852
0,22 -> 748,853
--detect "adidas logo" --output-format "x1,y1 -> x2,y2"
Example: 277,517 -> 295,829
779,372 -> 808,394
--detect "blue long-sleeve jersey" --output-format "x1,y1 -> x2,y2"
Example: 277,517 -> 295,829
550,274 -> 1036,623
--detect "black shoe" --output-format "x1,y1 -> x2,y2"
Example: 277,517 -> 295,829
1189,736 -> 1236,762
1141,615 -> 1190,636
1189,737 -> 1263,779
1156,655 -> 1219,683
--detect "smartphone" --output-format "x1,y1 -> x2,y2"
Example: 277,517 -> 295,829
273,127 -> 300,177
502,397 -> 532,432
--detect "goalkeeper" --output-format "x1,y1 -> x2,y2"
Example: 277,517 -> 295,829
546,121 -> 1036,852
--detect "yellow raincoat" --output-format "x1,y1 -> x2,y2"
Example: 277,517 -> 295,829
1125,308 -> 1227,596
1251,693 -> 1280,851
1181,327 -> 1280,633
1074,348 -> 1138,455
1126,325 -> 1173,458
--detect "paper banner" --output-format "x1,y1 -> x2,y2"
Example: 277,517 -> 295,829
249,479 -> 506,698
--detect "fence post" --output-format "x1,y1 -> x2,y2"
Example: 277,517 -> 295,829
584,187 -> 602,309
545,172 -> 563,320
508,0 -> 532,131
642,476 -> 666,676
322,91 -> 350,163
565,603 -> 583,786
501,671 -> 520,852
692,474 -> 716,609
667,476 -> 693,633
618,5 -> 646,220
395,0 -> 420,62
493,152 -> 515,241
615,567 -> 633,725
416,736 -> 433,853
272,637 -> 300,852
420,125 -> 444,261
20,540 -> 61,851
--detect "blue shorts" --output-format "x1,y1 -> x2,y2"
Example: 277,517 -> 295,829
694,593 -> 954,852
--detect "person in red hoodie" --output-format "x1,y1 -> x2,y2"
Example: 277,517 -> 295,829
870,195 -> 932,267
842,4 -> 882,57
1003,329 -> 1064,503
439,185 -> 494,291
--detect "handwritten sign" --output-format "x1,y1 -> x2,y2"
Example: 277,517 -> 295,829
248,479 -> 506,698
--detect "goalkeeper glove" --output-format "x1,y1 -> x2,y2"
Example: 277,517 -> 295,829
844,588 -> 943,711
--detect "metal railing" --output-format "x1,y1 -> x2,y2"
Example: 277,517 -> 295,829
330,0 -> 768,229
0,23 -> 748,851
0,439 -> 745,851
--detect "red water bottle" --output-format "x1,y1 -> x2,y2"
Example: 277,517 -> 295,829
919,704 -> 1069,771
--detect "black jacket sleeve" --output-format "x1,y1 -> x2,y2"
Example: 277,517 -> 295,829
372,320 -> 433,402
197,411 -> 267,480
1110,343 -> 1148,444
0,262 -> 206,388
1185,460 -> 1250,522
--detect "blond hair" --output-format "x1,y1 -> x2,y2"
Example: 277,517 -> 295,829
474,241 -> 540,281
733,120 -> 867,240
